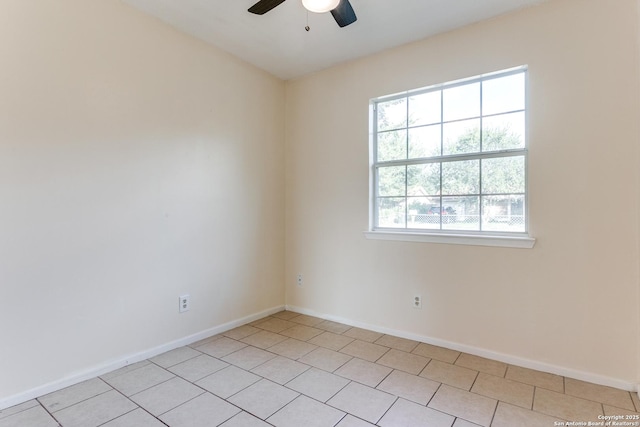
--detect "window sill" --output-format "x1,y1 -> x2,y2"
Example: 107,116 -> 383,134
363,230 -> 536,248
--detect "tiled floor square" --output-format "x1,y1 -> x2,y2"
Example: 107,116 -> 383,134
196,337 -> 247,358
222,346 -> 276,370
267,395 -> 345,427
130,377 -> 203,416
159,392 -> 241,427
470,373 -> 534,409
315,320 -> 351,334
491,402 -> 564,427
327,382 -> 396,424
52,390 -> 137,427
224,325 -> 261,340
0,400 -> 39,420
267,338 -> 317,359
335,415 -> 376,426
428,385 -> 497,427
412,343 -> 460,364
196,365 -> 261,398
299,347 -> 352,372
188,334 -> 223,349
254,318 -> 296,333
565,378 -> 635,411
168,353 -> 229,382
375,335 -> 419,353
241,330 -> 289,349
420,360 -> 478,391
452,419 -> 481,427
343,328 -> 384,343
505,365 -> 564,393
38,377 -> 111,412
533,388 -> 604,421
286,367 -> 350,402
632,392 -> 640,412
280,324 -> 323,341
0,405 -> 58,427
308,331 -> 354,351
339,340 -> 389,362
376,349 -> 429,375
455,353 -> 507,377
100,361 -> 150,381
251,356 -> 310,385
248,317 -> 270,326
149,346 -> 201,368
603,405 -> 640,416
288,314 -> 325,327
335,358 -> 392,388
102,408 -> 167,427
378,398 -> 455,427
219,411 -> 272,426
103,363 -> 174,396
228,379 -> 299,420
376,370 -> 440,405
271,311 -> 302,321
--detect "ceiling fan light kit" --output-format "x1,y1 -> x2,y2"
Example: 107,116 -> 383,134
248,0 -> 357,28
301,0 -> 340,13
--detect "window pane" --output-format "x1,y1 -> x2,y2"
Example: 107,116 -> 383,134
482,156 -> 525,194
482,73 -> 525,115
408,125 -> 441,159
442,160 -> 479,195
443,119 -> 480,155
377,130 -> 407,161
482,112 -> 525,151
378,166 -> 406,197
482,195 -> 525,232
408,163 -> 440,196
377,197 -> 406,228
377,98 -> 407,131
409,91 -> 441,126
443,82 -> 480,121
442,196 -> 479,231
408,197 -> 440,229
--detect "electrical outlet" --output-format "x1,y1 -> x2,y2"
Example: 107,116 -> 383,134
297,274 -> 303,286
413,295 -> 422,309
179,294 -> 190,313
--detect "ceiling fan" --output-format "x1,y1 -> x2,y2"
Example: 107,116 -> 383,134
248,0 -> 357,28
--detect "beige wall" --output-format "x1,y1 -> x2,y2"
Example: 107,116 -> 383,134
0,0 -> 285,401
285,0 -> 640,388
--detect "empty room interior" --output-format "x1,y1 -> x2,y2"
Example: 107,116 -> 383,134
1,0 -> 640,426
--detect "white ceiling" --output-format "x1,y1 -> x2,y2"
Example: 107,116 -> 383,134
122,0 -> 546,80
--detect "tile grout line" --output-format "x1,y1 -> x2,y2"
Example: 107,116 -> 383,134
0,400 -> 41,421
487,398 -> 499,427
34,399 -> 62,427
374,396 -> 398,425
425,381 -> 444,408
38,380 -> 115,419
102,384 -> 165,427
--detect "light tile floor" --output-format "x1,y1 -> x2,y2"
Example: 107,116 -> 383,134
1,311 -> 638,427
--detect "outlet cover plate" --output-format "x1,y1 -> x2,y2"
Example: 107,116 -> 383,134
179,294 -> 190,313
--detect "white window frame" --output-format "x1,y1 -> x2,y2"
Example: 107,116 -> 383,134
365,66 -> 535,248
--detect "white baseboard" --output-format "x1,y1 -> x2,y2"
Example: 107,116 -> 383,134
0,305 -> 284,411
286,304 -> 638,393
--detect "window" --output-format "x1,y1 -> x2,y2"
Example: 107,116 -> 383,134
368,66 -> 534,247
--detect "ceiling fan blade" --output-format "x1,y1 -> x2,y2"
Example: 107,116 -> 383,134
330,0 -> 357,27
248,0 -> 287,15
